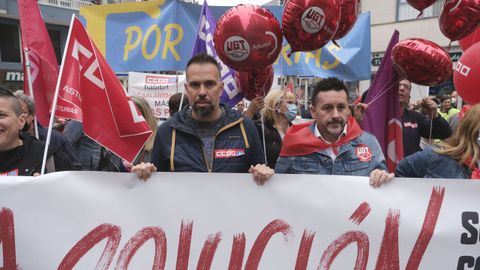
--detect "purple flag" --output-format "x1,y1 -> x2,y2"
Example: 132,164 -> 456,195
192,0 -> 243,106
360,30 -> 403,172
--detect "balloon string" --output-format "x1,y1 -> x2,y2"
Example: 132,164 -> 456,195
413,82 -> 425,100
416,11 -> 423,19
253,68 -> 273,98
429,110 -> 434,142
253,70 -> 270,165
257,37 -> 285,166
414,83 -> 435,142
366,78 -> 402,107
260,112 -> 268,165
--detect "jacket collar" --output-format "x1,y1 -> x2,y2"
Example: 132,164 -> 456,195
169,103 -> 242,135
280,117 -> 364,157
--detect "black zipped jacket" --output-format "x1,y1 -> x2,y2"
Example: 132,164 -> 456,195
150,104 -> 265,172
0,134 -> 76,176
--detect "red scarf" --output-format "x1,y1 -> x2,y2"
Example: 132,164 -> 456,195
458,104 -> 472,120
465,156 -> 480,179
280,117 -> 363,157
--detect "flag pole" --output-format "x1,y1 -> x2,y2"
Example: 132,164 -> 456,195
40,14 -> 76,175
304,79 -> 309,110
175,70 -> 179,93
23,48 -> 40,139
179,80 -> 185,111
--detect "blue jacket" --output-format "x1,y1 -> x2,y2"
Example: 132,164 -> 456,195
150,104 -> 265,172
37,125 -> 82,170
63,120 -> 102,170
275,123 -> 386,175
395,147 -> 470,178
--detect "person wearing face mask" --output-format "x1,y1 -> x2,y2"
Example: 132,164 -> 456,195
396,103 -> 480,179
255,90 -> 297,168
451,90 -> 458,108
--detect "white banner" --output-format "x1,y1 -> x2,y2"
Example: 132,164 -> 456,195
127,72 -> 185,119
1,172 -> 480,269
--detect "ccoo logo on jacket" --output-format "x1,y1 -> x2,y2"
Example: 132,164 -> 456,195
214,149 -> 246,159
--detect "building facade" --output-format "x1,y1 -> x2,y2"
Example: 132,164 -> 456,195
1,0 -> 460,102
0,0 -> 88,90
266,0 -> 460,103
362,0 -> 460,101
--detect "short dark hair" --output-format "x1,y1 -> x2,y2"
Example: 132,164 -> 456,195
439,95 -> 451,103
168,92 -> 189,115
310,77 -> 348,106
0,86 -> 22,116
186,53 -> 221,76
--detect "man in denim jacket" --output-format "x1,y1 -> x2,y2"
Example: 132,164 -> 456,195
275,78 -> 393,187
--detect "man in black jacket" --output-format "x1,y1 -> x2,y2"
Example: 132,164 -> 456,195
398,79 -> 452,157
0,87 -> 75,175
359,79 -> 452,157
132,54 -> 273,184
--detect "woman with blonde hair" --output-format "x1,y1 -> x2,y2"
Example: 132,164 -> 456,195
256,89 -> 297,168
130,96 -> 158,164
395,103 -> 480,178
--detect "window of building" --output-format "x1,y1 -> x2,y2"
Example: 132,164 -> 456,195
397,0 -> 445,21
48,29 -> 62,65
0,23 -> 21,63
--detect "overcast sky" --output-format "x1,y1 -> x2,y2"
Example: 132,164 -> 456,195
205,0 -> 272,6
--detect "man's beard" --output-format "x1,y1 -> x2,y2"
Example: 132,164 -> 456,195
192,101 -> 215,118
325,119 -> 346,136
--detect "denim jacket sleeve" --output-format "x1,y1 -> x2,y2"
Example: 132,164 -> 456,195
395,147 -> 433,177
364,133 -> 388,172
275,156 -> 293,173
63,120 -> 84,145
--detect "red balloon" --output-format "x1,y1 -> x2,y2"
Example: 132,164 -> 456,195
282,0 -> 340,52
333,0 -> 360,40
454,42 -> 480,104
406,0 -> 437,13
439,0 -> 480,41
392,38 -> 452,86
459,26 -> 480,51
235,65 -> 274,100
214,5 -> 282,72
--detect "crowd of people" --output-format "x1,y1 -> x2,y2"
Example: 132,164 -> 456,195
1,53 -> 477,183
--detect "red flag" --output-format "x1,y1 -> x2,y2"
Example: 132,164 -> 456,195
18,0 -> 59,126
56,17 -> 152,162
